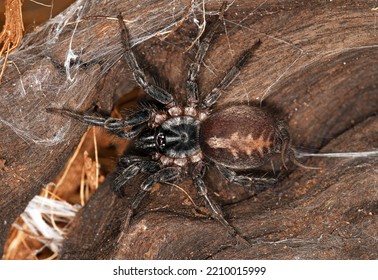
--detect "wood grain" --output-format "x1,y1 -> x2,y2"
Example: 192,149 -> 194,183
1,0 -> 377,259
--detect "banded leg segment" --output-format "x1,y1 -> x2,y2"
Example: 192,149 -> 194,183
193,162 -> 250,245
200,40 -> 261,109
47,107 -> 151,138
186,2 -> 227,105
217,165 -> 277,192
122,167 -> 182,231
117,14 -> 175,105
111,157 -> 161,196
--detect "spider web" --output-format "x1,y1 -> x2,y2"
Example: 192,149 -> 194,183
1,0 -> 378,260
0,0 -> 199,146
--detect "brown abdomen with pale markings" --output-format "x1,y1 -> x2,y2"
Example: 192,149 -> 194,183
199,105 -> 279,170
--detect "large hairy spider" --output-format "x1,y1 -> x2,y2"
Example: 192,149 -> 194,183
49,2 -> 299,244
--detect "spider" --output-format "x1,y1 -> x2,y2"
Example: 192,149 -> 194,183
48,2 -> 300,244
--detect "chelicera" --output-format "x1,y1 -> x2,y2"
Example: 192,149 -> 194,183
48,2 -> 300,244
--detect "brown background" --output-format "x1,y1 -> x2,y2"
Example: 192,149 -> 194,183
0,0 -> 377,259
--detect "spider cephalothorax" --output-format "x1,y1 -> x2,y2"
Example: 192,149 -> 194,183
48,2 -> 297,244
136,109 -> 203,166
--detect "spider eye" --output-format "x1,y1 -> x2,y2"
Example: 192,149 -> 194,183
156,132 -> 166,150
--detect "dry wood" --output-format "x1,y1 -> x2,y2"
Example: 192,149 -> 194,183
0,0 -> 24,81
1,0 -> 377,259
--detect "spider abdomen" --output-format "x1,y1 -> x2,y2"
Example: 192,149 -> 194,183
199,105 -> 278,170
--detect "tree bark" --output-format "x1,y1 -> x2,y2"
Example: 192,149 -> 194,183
1,0 -> 377,259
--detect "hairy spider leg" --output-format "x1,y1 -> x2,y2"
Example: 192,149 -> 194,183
46,107 -> 151,138
193,162 -> 250,245
111,157 -> 161,196
113,156 -> 253,246
117,14 -> 175,106
216,165 -> 277,192
186,1 -> 227,106
200,40 -> 261,109
121,167 -> 182,232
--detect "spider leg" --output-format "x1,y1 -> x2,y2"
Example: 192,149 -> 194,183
47,107 -> 150,138
217,164 -> 277,193
186,2 -> 227,106
117,14 -> 175,105
111,157 -> 161,196
193,162 -> 250,245
122,167 -> 182,231
200,40 -> 261,109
